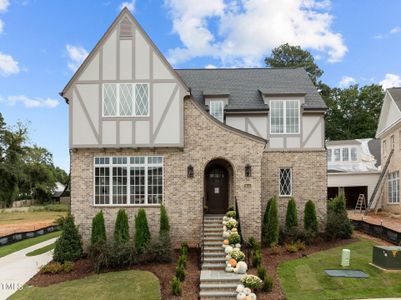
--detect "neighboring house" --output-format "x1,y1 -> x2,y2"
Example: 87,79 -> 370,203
376,88 -> 401,214
51,182 -> 66,201
327,139 -> 381,209
60,8 -> 327,248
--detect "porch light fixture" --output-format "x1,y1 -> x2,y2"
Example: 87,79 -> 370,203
187,165 -> 194,178
245,164 -> 252,177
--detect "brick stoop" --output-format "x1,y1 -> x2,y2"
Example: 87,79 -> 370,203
199,215 -> 243,300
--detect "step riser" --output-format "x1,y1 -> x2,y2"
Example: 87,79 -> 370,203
200,288 -> 237,292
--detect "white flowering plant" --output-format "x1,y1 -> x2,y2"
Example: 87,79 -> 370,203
240,275 -> 263,290
226,219 -> 237,230
230,249 -> 245,262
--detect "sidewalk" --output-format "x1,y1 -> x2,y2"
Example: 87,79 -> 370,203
0,237 -> 57,300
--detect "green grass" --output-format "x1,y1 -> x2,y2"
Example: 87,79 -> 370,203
26,242 -> 55,256
278,238 -> 401,300
9,270 -> 161,300
0,231 -> 60,258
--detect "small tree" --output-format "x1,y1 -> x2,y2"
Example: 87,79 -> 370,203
114,209 -> 129,244
285,198 -> 298,232
135,208 -> 151,254
304,200 -> 318,234
326,193 -> 353,240
160,205 -> 170,234
266,197 -> 279,247
262,197 -> 274,246
91,211 -> 106,246
53,214 -> 83,263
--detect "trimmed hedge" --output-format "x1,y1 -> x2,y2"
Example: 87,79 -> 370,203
114,209 -> 129,244
285,198 -> 298,231
304,200 -> 318,234
160,205 -> 170,234
135,208 -> 151,254
91,211 -> 106,246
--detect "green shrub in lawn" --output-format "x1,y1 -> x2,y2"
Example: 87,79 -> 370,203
252,249 -> 262,267
304,200 -> 318,234
228,232 -> 241,245
171,276 -> 182,296
266,197 -> 279,247
262,275 -> 273,292
285,198 -> 298,231
257,265 -> 266,280
226,210 -> 236,218
160,205 -> 170,234
91,211 -> 106,246
53,214 -> 83,263
175,264 -> 186,281
135,209 -> 151,254
114,209 -> 129,244
326,193 -> 353,240
262,197 -> 274,246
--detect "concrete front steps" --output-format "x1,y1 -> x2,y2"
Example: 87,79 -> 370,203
200,215 -> 242,300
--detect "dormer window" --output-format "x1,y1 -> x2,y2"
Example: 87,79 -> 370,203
270,100 -> 300,134
209,100 -> 224,123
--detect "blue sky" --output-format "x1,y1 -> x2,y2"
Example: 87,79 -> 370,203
0,0 -> 400,171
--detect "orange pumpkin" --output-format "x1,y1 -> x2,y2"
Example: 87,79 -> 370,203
228,259 -> 237,267
244,297 -> 251,300
223,239 -> 229,245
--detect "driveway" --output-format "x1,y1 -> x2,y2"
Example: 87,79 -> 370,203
0,237 -> 57,300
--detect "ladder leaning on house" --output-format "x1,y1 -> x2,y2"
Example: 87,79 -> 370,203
354,194 -> 367,213
365,149 -> 394,214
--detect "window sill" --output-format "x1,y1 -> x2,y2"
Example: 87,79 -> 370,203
386,202 -> 400,205
91,204 -> 162,208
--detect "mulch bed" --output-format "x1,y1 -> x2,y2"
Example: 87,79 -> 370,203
26,232 -> 387,300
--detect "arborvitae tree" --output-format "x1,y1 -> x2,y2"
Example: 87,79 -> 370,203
326,193 -> 353,240
160,205 -> 170,234
91,211 -> 106,246
304,200 -> 318,234
135,208 -> 151,254
285,198 -> 298,232
114,209 -> 129,244
262,197 -> 274,246
266,197 -> 279,246
53,214 -> 83,263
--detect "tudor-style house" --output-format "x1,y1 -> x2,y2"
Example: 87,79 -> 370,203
376,88 -> 401,214
61,8 -> 327,248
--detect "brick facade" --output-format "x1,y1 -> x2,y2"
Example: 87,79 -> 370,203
261,150 -> 328,229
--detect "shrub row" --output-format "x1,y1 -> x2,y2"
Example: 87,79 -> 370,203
171,242 -> 189,296
247,237 -> 273,293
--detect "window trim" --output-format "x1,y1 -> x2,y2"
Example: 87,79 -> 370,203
270,99 -> 300,135
279,168 -> 293,197
209,100 -> 225,123
388,171 -> 400,204
93,156 -> 164,206
102,83 -> 150,118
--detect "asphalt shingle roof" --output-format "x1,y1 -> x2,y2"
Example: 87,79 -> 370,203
175,67 -> 327,111
388,88 -> 401,111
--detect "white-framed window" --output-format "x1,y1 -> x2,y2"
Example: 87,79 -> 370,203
279,168 -> 292,196
388,171 -> 400,204
342,148 -> 349,161
327,149 -> 332,162
270,100 -> 300,134
351,147 -> 357,161
94,156 -> 163,205
103,83 -> 149,117
334,148 -> 340,161
209,100 -> 224,122
391,135 -> 395,150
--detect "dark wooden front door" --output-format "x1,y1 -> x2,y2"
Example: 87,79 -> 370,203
206,167 -> 228,214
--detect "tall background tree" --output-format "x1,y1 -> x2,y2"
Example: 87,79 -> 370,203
265,44 -> 385,141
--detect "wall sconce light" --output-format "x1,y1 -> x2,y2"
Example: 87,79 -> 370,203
187,165 -> 194,178
245,164 -> 252,177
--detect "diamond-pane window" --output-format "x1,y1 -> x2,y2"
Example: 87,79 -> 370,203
104,84 -> 117,116
135,84 -> 149,116
279,168 -> 292,196
119,84 -> 133,116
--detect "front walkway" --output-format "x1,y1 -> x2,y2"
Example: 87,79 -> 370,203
0,237 -> 57,300
348,211 -> 401,233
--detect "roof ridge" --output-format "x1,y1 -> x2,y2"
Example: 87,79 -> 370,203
175,67 -> 304,71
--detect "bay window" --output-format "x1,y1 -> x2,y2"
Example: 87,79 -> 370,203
270,100 -> 300,134
94,156 -> 163,205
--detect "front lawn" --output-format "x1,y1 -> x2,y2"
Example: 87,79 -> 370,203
278,238 -> 401,300
26,242 -> 55,256
0,231 -> 60,258
9,270 -> 161,300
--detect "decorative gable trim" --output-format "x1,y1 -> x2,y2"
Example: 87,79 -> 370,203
60,8 -> 188,103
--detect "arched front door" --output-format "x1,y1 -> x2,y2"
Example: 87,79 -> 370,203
205,159 -> 232,214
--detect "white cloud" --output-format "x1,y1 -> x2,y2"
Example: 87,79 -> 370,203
380,73 -> 401,90
0,0 -> 9,12
205,64 -> 217,69
66,44 -> 88,71
164,0 -> 347,66
119,0 -> 135,12
1,95 -> 59,108
0,51 -> 20,76
374,26 -> 401,39
338,76 -> 356,88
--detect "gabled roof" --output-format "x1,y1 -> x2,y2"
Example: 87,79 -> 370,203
388,88 -> 401,110
60,8 -> 188,101
175,68 -> 327,111
376,88 -> 401,138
